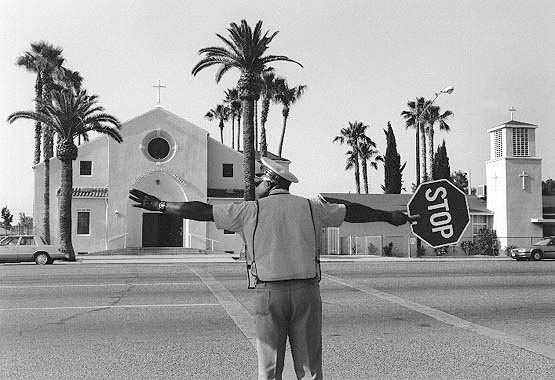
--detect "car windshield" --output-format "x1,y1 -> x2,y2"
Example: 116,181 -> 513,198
38,236 -> 47,245
533,238 -> 552,246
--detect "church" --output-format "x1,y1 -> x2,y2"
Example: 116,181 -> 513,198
33,106 -> 289,254
33,106 -> 554,256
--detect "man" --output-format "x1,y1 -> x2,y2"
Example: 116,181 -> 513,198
129,157 -> 414,380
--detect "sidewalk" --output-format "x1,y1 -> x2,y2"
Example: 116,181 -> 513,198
76,253 -> 512,264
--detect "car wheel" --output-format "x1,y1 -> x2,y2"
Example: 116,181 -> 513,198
34,252 -> 49,265
530,250 -> 543,261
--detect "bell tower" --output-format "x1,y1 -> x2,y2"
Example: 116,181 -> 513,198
485,108 -> 543,248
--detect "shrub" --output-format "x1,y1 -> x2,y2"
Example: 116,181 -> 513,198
474,229 -> 500,256
383,242 -> 394,257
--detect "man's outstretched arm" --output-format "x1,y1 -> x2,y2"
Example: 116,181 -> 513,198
322,196 -> 415,226
129,189 -> 214,221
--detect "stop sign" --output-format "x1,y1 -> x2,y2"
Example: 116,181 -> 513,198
407,179 -> 470,248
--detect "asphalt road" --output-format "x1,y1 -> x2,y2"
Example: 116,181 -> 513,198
1,259 -> 555,379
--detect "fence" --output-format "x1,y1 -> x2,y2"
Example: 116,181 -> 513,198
0,225 -> 35,237
324,230 -> 550,258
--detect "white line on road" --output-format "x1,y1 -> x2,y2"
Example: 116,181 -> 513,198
0,303 -> 219,311
324,273 -> 555,361
0,282 -> 197,289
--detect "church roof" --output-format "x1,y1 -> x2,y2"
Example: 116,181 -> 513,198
57,187 -> 109,198
488,119 -> 537,132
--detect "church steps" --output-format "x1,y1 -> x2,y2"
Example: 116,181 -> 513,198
85,247 -> 232,256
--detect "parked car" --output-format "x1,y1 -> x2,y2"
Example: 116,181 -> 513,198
510,236 -> 555,261
0,235 -> 66,264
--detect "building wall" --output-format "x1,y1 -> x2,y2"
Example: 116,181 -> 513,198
72,198 -> 107,253
107,108 -> 209,249
505,158 -> 543,244
207,137 -> 244,190
486,158 -> 508,242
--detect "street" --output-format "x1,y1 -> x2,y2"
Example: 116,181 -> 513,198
1,259 -> 555,379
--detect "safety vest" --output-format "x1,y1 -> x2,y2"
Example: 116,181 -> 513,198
248,192 -> 319,286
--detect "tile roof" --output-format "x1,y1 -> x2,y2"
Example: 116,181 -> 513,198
502,120 -> 537,127
57,187 -> 109,198
207,188 -> 244,199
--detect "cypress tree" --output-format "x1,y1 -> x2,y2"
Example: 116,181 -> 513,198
382,122 -> 406,193
432,140 -> 451,180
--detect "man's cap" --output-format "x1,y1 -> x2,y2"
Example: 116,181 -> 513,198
260,157 -> 299,184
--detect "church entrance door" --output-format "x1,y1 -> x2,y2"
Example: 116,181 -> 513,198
142,213 -> 183,247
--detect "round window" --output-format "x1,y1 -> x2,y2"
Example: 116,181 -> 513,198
147,137 -> 170,160
141,130 -> 176,163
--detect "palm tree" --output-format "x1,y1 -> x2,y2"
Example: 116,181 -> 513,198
259,68 -> 283,157
205,104 -> 231,144
274,79 -> 306,157
224,88 -> 242,150
16,41 -> 64,165
333,121 -> 373,194
16,41 -> 65,244
425,105 -> 453,179
357,140 -> 383,194
7,89 -> 122,261
401,97 -> 431,184
192,19 -> 302,201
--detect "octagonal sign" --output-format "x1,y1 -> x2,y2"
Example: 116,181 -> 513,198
407,179 -> 470,248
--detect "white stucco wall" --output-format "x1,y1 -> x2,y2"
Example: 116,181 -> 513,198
207,137 -> 244,190
108,108 -> 209,249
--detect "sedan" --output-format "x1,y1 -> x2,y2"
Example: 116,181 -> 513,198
0,235 -> 67,264
510,236 -> 555,261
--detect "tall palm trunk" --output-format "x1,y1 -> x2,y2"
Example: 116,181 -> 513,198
277,106 -> 290,157
353,152 -> 361,194
361,159 -> 369,194
419,122 -> 427,182
415,124 -> 420,186
219,120 -> 224,144
33,75 -> 43,165
254,100 -> 258,153
260,97 -> 270,157
41,81 -> 55,244
58,140 -> 78,261
59,157 -> 75,260
241,98 -> 255,200
231,116 -> 235,150
427,127 -> 434,180
237,113 -> 242,151
239,71 -> 259,201
42,158 -> 50,243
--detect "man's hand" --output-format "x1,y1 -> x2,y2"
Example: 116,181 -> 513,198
388,211 -> 419,226
129,189 -> 161,211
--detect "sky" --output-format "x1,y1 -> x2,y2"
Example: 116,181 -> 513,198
1,0 -> 554,222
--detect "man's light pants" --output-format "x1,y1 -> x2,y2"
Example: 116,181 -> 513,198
254,279 -> 322,380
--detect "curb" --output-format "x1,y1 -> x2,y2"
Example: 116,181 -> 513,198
72,254 -> 512,264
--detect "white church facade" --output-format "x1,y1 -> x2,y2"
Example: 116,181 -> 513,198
33,107 -> 554,256
33,107 -> 288,254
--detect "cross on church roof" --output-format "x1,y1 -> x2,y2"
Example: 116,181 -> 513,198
153,79 -> 166,105
509,107 -> 516,121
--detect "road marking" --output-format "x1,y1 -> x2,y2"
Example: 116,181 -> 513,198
0,303 -> 219,312
188,266 -> 298,379
324,273 -> 555,361
0,282 -> 197,289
